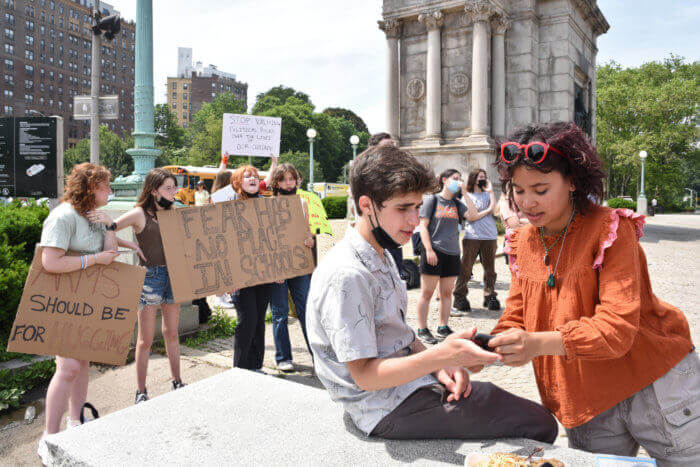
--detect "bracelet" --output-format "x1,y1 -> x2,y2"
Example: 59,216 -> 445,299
80,255 -> 86,270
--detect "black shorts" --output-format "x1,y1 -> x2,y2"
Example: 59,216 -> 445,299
420,249 -> 461,277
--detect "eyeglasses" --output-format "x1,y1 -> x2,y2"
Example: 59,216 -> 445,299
500,142 -> 565,165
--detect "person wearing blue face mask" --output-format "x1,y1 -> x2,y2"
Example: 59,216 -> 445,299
452,168 -> 500,314
415,169 -> 470,345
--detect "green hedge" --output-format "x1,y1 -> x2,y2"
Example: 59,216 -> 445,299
322,195 -> 348,219
0,201 -> 49,263
0,202 -> 46,359
607,198 -> 636,210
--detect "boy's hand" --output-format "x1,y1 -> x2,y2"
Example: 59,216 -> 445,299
439,328 -> 501,368
436,366 -> 472,402
426,249 -> 438,266
490,328 -> 538,367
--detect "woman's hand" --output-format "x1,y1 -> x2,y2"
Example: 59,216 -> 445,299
304,236 -> 315,248
87,210 -> 113,226
426,249 -> 438,266
490,328 -> 539,367
435,366 -> 472,402
95,250 -> 119,265
483,179 -> 493,192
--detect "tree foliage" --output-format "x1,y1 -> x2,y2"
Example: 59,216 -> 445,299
186,92 -> 247,166
323,107 -> 369,134
63,125 -> 134,178
596,56 -> 699,205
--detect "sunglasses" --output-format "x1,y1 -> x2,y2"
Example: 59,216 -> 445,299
500,142 -> 565,164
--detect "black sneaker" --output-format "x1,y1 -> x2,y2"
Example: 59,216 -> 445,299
436,325 -> 454,340
172,379 -> 186,390
484,293 -> 501,311
134,389 -> 148,404
452,297 -> 471,313
417,328 -> 438,345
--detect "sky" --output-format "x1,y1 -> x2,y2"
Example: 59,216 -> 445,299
112,0 -> 700,135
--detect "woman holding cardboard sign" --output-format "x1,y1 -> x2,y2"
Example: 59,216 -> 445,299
269,163 -> 315,372
114,168 -> 186,404
37,163 -> 124,462
229,165 -> 278,371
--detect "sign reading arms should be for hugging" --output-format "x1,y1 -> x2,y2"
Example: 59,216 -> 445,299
7,248 -> 145,365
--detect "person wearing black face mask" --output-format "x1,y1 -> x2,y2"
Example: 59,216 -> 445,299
114,168 -> 187,404
304,145 -> 558,443
268,163 -> 315,372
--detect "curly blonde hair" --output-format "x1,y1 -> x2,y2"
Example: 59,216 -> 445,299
61,162 -> 111,215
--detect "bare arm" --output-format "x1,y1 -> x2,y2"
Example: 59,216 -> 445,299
114,207 -> 146,235
41,247 -> 118,274
263,155 -> 278,189
419,217 -> 433,253
462,183 -> 495,223
346,331 -> 499,391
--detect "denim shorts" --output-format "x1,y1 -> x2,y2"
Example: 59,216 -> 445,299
140,265 -> 175,306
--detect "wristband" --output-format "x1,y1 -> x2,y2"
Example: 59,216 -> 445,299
107,222 -> 117,231
80,255 -> 86,270
222,154 -> 229,166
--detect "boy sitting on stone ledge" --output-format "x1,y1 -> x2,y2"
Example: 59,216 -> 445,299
306,145 -> 558,441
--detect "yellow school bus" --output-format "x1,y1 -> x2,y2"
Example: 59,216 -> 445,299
162,165 -> 270,205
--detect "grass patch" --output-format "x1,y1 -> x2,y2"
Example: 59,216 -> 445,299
0,359 -> 56,412
182,308 -> 238,350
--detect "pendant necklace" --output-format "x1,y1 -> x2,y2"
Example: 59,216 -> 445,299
539,208 -> 576,288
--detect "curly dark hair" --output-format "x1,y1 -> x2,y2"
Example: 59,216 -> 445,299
351,145 -> 437,213
61,162 -> 111,216
494,122 -> 605,213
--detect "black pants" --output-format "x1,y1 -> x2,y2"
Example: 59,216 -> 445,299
371,382 -> 558,442
233,283 -> 273,370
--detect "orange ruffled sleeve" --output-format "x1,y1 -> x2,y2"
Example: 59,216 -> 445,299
556,216 -> 643,360
492,228 -> 525,333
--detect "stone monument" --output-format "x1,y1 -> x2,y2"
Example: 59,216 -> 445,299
379,0 -> 609,180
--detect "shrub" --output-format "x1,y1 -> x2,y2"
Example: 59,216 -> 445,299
0,244 -> 30,347
322,195 -> 347,219
0,201 -> 49,263
606,198 -> 636,210
0,359 -> 56,411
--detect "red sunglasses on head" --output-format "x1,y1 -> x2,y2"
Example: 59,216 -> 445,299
500,142 -> 565,165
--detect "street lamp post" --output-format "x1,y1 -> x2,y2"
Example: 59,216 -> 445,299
637,150 -> 648,214
307,128 -> 317,192
349,134 -> 359,160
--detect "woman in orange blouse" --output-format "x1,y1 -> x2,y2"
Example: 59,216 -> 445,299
489,122 -> 697,465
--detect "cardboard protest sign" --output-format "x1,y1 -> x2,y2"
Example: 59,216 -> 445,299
221,113 -> 282,158
157,195 -> 315,303
298,189 -> 333,236
7,249 -> 145,365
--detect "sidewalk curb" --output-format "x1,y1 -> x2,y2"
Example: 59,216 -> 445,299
180,345 -> 232,369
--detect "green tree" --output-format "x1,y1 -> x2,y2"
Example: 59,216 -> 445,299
252,85 -> 312,114
276,150 -> 322,186
323,107 -> 370,134
63,126 -> 134,178
187,92 -> 247,166
596,56 -> 699,206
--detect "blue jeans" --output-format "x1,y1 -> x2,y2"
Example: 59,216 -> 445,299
269,274 -> 311,363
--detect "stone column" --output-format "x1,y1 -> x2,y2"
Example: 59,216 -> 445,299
491,16 -> 510,138
418,10 -> 443,144
378,19 -> 402,140
465,1 -> 494,139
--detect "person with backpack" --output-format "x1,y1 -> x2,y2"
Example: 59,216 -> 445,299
415,169 -> 470,345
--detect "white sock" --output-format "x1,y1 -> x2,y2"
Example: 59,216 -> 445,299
66,417 -> 81,428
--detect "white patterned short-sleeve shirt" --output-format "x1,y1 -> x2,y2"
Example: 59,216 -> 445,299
307,228 -> 436,435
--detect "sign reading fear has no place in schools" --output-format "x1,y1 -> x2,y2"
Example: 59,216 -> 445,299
7,248 -> 145,365
221,113 -> 282,158
157,195 -> 315,303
